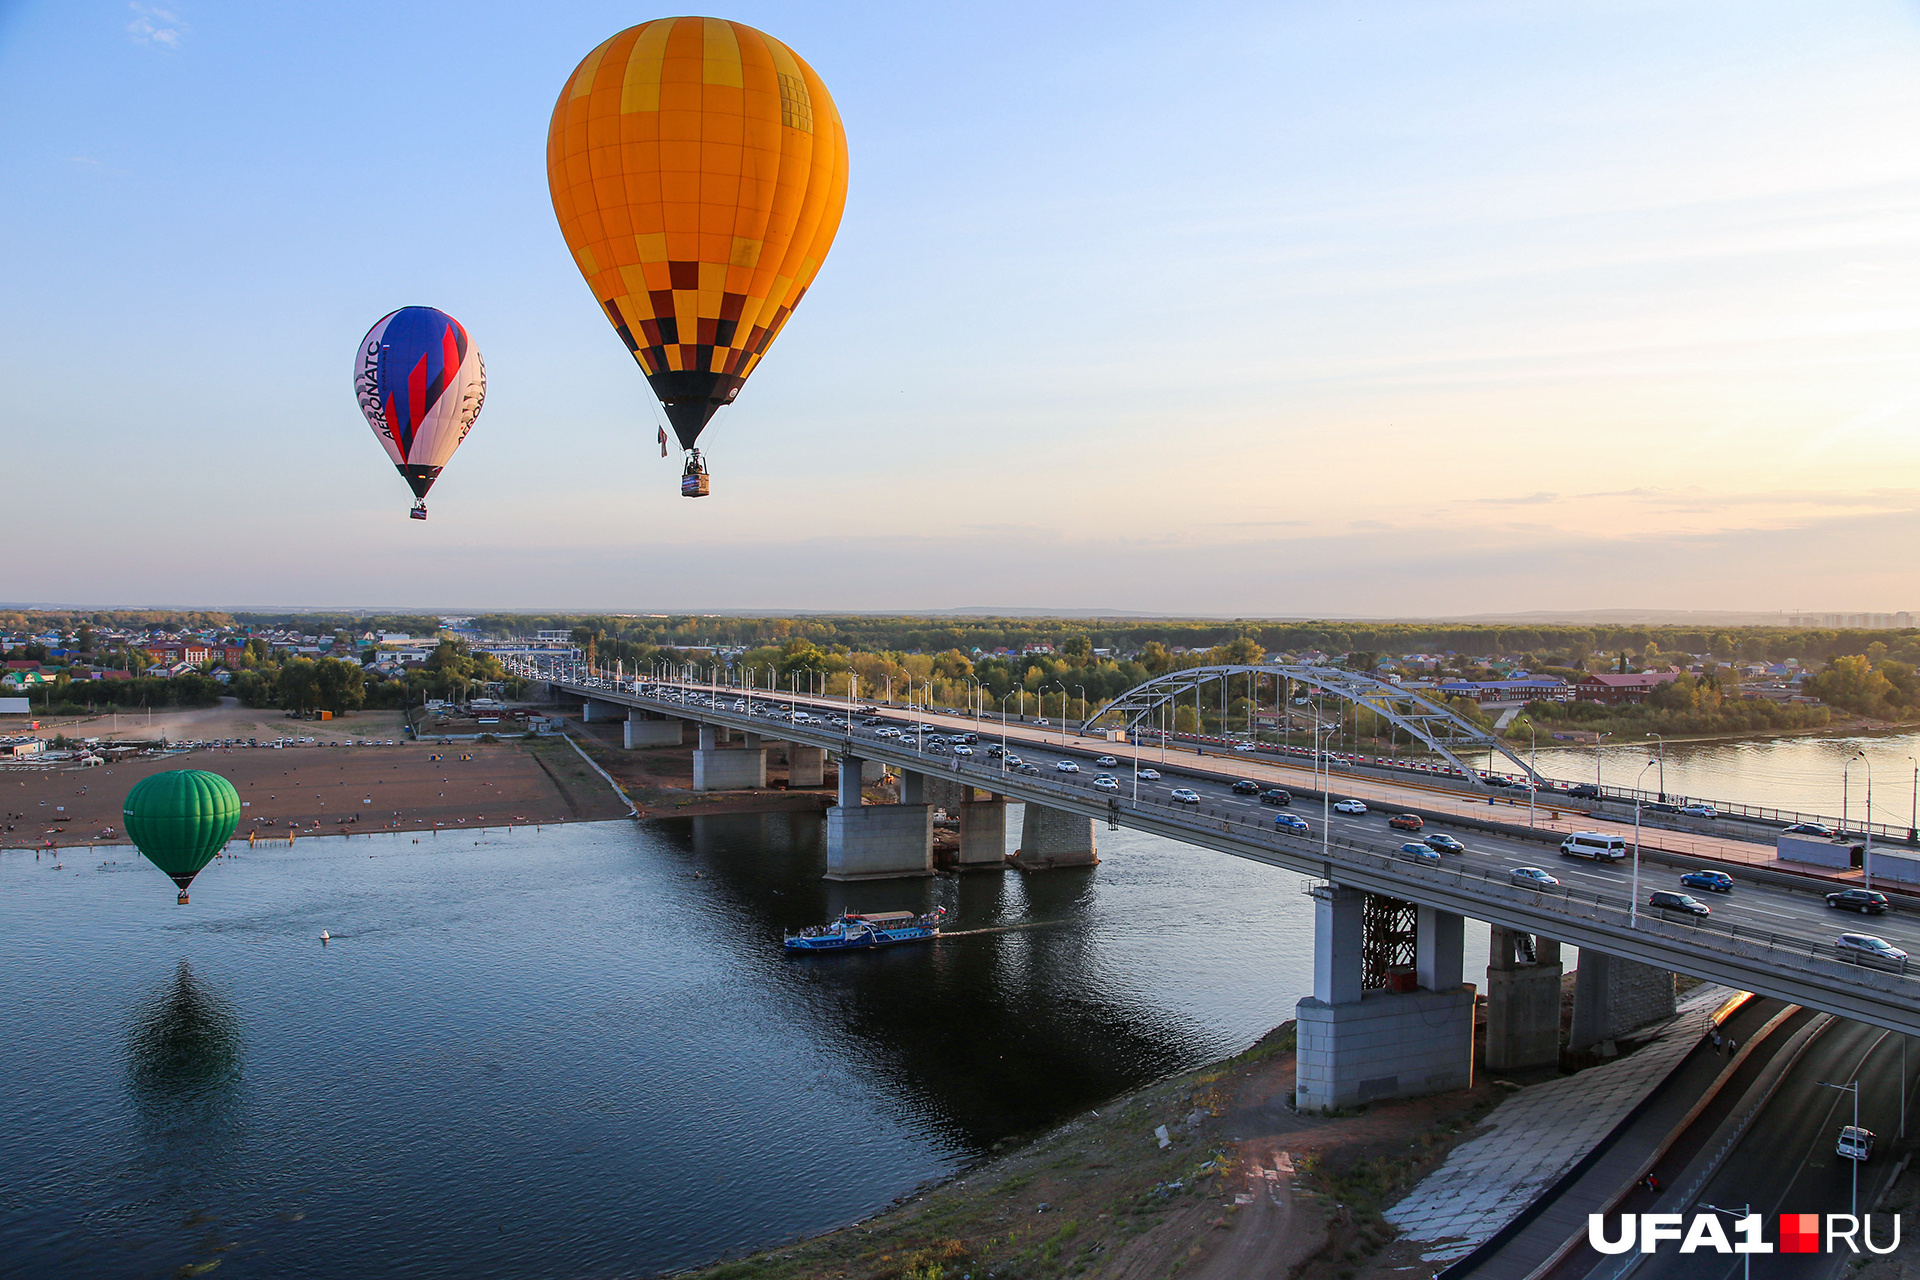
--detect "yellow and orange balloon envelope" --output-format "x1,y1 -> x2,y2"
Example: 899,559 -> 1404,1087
546,17 -> 848,457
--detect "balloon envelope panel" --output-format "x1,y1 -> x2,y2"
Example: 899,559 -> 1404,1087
354,306 -> 487,496
123,770 -> 242,890
546,17 -> 849,449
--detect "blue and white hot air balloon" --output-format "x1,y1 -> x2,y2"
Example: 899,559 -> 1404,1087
354,306 -> 486,520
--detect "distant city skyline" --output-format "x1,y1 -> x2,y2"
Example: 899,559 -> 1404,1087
3,1 -> 1917,613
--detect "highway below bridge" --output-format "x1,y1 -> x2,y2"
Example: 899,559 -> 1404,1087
535,672 -> 1920,1115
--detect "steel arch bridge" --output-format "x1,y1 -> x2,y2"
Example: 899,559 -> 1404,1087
1084,665 -> 1538,786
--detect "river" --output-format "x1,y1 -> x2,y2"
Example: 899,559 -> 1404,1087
1,808 -> 1490,1280
1525,725 -> 1920,828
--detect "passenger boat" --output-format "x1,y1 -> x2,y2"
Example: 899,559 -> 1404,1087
784,907 -> 944,952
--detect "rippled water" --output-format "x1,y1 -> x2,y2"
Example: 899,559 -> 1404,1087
1528,726 -> 1920,825
0,809 -> 1453,1279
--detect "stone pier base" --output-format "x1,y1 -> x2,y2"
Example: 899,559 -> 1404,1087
787,745 -> 825,788
1486,928 -> 1564,1070
693,748 -> 766,792
1011,802 -> 1097,870
1294,986 -> 1477,1111
824,804 -> 934,880
624,715 -> 682,749
956,798 -> 1008,869
1570,952 -> 1676,1049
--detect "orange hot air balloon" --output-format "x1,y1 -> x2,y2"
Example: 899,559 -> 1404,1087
547,17 -> 849,498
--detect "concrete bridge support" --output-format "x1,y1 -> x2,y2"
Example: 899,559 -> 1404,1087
1569,952 -> 1676,1050
1486,927 -> 1564,1070
1294,887 -> 1475,1111
692,721 -> 766,791
899,771 -> 925,805
786,745 -> 825,788
624,712 -> 682,749
824,753 -> 932,880
582,699 -> 620,722
1011,803 -> 1097,870
923,775 -> 970,816
956,796 -> 1008,869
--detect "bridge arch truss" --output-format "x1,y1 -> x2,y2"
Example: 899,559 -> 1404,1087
1086,665 -> 1538,786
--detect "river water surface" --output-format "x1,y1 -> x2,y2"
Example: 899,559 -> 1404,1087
0,809 -> 1437,1280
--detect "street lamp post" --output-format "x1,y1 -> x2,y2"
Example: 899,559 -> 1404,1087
1858,750 -> 1875,891
1908,756 -> 1917,845
1072,685 -> 1086,739
1631,758 -> 1657,927
1816,1079 -> 1861,1217
1593,731 -> 1612,794
1646,732 -> 1666,801
1698,1205 -> 1754,1280
1516,714 -> 1538,828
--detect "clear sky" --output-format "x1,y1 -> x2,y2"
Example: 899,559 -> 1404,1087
3,1 -> 1918,615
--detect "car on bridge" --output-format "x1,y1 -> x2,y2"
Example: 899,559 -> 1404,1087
1275,813 -> 1309,833
1827,888 -> 1891,915
1093,776 -> 1120,793
1095,755 -> 1119,767
1568,783 -> 1601,799
1388,813 -> 1424,832
1055,760 -> 1080,773
1333,799 -> 1368,815
1511,866 -> 1560,888
1400,842 -> 1441,866
1139,768 -> 1161,780
1013,763 -> 1040,775
1679,804 -> 1718,819
1170,788 -> 1202,805
1260,788 -> 1291,806
1230,780 -> 1261,795
1835,933 -> 1908,970
1680,870 -> 1735,893
1785,822 -> 1837,837
1648,890 -> 1711,917
952,744 -> 973,755
1233,742 -> 1259,753
1424,833 -> 1465,853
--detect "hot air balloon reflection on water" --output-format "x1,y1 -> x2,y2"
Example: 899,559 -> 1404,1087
547,17 -> 849,496
355,306 -> 486,519
124,770 -> 240,904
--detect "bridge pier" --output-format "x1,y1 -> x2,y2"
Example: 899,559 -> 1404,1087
956,795 -> 1008,869
624,711 -> 682,749
786,744 -> 825,788
1486,927 -> 1564,1070
1011,803 -> 1097,871
824,782 -> 933,881
1569,952 -> 1676,1051
1295,887 -> 1474,1111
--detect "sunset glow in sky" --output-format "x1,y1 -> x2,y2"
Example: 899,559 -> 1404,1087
3,1 -> 1918,614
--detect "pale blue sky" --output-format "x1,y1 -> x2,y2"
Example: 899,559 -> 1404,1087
3,1 -> 1918,614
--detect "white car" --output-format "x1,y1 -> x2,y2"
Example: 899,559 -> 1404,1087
1093,777 -> 1120,793
953,744 -> 973,755
1095,755 -> 1119,767
1333,799 -> 1368,815
1233,743 -> 1259,753
875,727 -> 901,738
1169,788 -> 1201,805
1510,866 -> 1560,888
1139,768 -> 1161,781
1055,760 -> 1080,773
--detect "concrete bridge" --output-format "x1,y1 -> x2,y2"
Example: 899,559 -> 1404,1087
544,673 -> 1920,1114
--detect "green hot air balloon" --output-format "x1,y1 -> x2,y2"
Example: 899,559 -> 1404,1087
124,770 -> 241,905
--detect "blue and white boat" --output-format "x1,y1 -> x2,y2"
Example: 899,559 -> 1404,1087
784,908 -> 944,952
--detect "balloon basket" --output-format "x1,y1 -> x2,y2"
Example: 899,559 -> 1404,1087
680,451 -> 710,498
409,503 -> 429,521
176,891 -> 190,905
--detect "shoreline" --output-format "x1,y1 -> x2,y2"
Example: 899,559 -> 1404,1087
670,1020 -> 1503,1280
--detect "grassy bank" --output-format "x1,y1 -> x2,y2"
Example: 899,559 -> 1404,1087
674,1024 -> 1504,1280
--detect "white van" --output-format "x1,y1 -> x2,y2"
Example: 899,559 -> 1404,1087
1560,831 -> 1629,862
